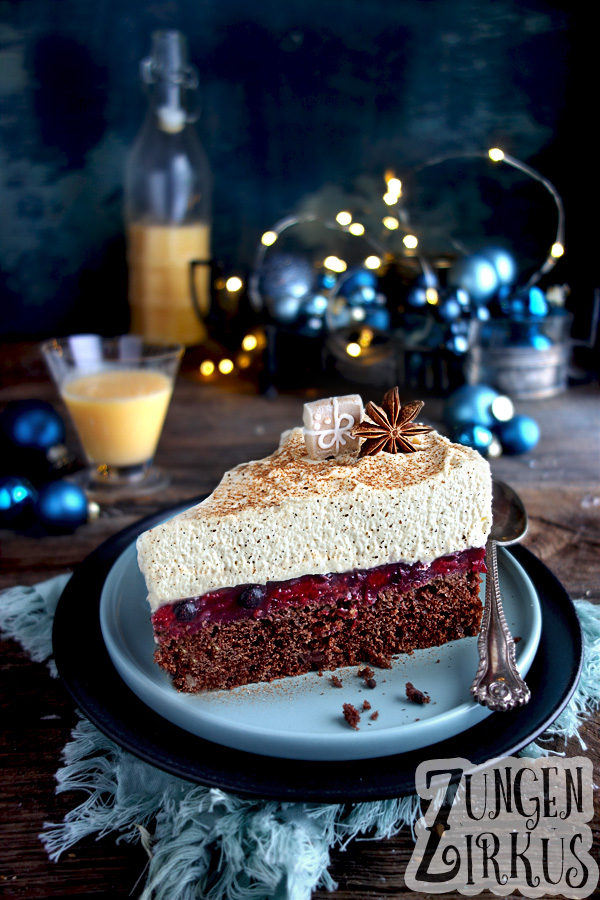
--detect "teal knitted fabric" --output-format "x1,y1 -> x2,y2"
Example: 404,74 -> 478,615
1,577 -> 599,900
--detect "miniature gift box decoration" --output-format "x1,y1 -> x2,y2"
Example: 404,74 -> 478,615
302,394 -> 364,459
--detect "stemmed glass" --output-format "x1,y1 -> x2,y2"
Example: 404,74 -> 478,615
42,335 -> 183,500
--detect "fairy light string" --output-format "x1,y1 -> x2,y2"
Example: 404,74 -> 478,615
201,147 -> 566,376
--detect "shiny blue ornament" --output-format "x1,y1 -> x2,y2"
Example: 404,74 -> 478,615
338,269 -> 377,296
481,247 -> 517,287
301,316 -> 324,334
530,333 -> 553,350
347,285 -> 377,306
454,289 -> 471,309
363,307 -> 390,330
36,480 -> 89,531
507,296 -> 527,318
444,384 -> 501,429
406,287 -> 428,308
449,254 -> 499,305
0,476 -> 39,527
417,271 -> 439,290
495,415 -> 540,454
316,271 -> 337,291
258,253 -> 315,323
302,293 -> 328,316
526,287 -> 549,318
451,423 -> 494,456
447,333 -> 469,354
0,400 -> 65,452
437,297 -> 462,323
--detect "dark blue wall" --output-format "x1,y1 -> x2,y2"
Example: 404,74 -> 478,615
0,0 -> 588,339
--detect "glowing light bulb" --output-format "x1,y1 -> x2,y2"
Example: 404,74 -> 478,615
241,334 -> 258,352
261,231 -> 277,246
358,328 -> 374,348
403,234 -> 418,249
364,256 -> 381,269
218,358 -> 234,374
336,211 -> 352,226
236,352 -> 252,369
551,242 -> 565,258
348,222 -> 365,236
199,360 -> 215,376
324,256 -> 347,273
387,177 -> 402,197
383,191 -> 397,205
426,288 -> 439,305
346,342 -> 361,357
489,148 -> 505,162
225,276 -> 243,292
383,216 -> 399,230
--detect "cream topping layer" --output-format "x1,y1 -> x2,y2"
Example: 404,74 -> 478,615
137,427 -> 492,612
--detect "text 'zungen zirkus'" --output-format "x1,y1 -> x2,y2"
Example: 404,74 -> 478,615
406,756 -> 599,898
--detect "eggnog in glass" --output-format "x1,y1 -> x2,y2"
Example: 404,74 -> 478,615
42,335 -> 183,499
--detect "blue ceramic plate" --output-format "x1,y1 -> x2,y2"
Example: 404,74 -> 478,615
100,542 -> 541,761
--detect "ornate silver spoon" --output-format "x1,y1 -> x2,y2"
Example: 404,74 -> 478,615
471,479 -> 531,711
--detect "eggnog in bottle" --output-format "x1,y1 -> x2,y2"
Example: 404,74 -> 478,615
127,222 -> 210,345
125,30 -> 211,346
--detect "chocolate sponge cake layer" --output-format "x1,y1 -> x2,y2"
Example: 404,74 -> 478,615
154,570 -> 483,693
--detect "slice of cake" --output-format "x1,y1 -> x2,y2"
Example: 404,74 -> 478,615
137,389 -> 492,692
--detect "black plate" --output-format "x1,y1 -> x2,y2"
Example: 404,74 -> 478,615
53,500 -> 583,802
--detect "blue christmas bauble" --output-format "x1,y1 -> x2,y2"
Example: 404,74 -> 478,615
444,384 -> 503,429
417,270 -> 439,290
526,287 -> 549,318
363,307 -> 391,330
449,254 -> 499,305
347,285 -> 377,306
481,247 -> 517,287
530,333 -> 553,350
447,333 -> 469,354
495,415 -> 540,454
36,480 -> 89,531
507,296 -> 527,319
451,423 -> 494,456
454,289 -> 471,310
258,253 -> 315,323
437,297 -> 462,323
303,293 -> 328,317
316,271 -> 337,291
0,400 -> 65,452
338,268 -> 377,296
0,476 -> 39,527
406,287 -> 428,308
298,315 -> 325,335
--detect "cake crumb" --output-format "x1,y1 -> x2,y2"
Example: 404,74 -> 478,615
362,700 -> 372,711
358,665 -> 375,680
366,677 -> 377,689
343,703 -> 361,730
370,710 -> 379,721
406,682 -> 431,704
331,674 -> 343,688
514,636 -> 522,644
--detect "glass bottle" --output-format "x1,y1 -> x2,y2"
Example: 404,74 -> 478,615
125,30 -> 212,346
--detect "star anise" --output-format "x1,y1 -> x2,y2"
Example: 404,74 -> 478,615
352,387 -> 433,457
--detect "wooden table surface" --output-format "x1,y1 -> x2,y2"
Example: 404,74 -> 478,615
1,342 -> 599,898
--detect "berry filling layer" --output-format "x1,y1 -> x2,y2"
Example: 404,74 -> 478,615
151,547 -> 486,642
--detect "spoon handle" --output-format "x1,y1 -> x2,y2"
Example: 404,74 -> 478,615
470,540 -> 531,711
